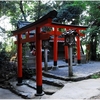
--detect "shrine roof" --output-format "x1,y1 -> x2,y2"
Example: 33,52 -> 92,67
12,10 -> 88,36
52,22 -> 88,29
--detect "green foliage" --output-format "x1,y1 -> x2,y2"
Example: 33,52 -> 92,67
22,42 -> 30,67
1,0 -> 100,61
0,49 -> 10,68
31,1 -> 52,21
57,6 -> 82,23
81,1 -> 100,60
23,68 -> 35,79
53,1 -> 86,24
0,1 -> 87,27
91,73 -> 100,79
22,42 -> 35,78
1,34 -> 17,57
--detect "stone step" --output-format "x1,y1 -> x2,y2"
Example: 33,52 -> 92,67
9,81 -> 36,99
24,79 -> 61,95
31,75 -> 65,87
9,77 -> 64,99
42,71 -> 67,81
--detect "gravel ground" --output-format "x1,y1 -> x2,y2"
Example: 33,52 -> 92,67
48,61 -> 100,77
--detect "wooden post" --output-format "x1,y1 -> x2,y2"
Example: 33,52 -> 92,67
35,27 -> 43,96
53,35 -> 58,66
53,27 -> 58,70
64,46 -> 69,63
17,34 -> 23,85
76,36 -> 81,64
65,28 -> 69,63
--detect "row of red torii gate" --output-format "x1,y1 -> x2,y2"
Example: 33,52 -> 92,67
12,10 -> 87,95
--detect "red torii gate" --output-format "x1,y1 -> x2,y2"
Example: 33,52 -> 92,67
47,23 -> 87,67
12,10 -> 87,95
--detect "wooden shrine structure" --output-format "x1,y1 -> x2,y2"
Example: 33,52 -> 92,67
12,10 -> 87,95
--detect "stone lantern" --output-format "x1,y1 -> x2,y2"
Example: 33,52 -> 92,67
64,29 -> 77,46
42,39 -> 50,71
63,29 -> 78,76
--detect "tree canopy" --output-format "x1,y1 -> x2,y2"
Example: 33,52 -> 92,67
1,0 -> 100,60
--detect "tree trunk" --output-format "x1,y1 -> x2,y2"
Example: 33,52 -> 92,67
19,1 -> 27,21
90,34 -> 97,61
37,1 -> 41,20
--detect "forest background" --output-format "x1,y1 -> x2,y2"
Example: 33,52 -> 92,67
0,0 -> 100,61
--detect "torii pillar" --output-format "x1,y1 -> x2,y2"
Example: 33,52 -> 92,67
65,28 -> 69,63
64,46 -> 69,63
17,34 -> 23,85
76,30 -> 81,64
53,27 -> 58,70
35,27 -> 43,95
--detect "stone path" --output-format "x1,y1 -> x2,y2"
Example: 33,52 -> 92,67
48,61 -> 100,78
0,88 -> 23,99
49,78 -> 100,99
0,61 -> 100,99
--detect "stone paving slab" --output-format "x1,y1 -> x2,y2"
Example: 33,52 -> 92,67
10,81 -> 36,99
49,78 -> 100,99
25,79 -> 62,95
0,88 -> 23,99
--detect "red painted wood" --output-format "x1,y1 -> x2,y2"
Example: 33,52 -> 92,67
76,36 -> 81,61
48,30 -> 62,36
40,32 -> 50,40
17,34 -> 22,78
54,27 -> 58,65
15,31 -> 51,43
36,27 -> 42,86
64,46 -> 69,61
51,23 -> 87,30
26,31 -> 29,38
79,32 -> 85,36
12,18 -> 52,36
50,37 -> 64,41
21,36 -> 36,43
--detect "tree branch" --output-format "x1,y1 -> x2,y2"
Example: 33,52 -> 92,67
19,1 -> 27,21
0,26 -> 6,34
37,1 -> 41,20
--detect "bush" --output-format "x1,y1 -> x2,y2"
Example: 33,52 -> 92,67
91,73 -> 100,79
0,49 -> 10,68
0,49 -> 17,80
